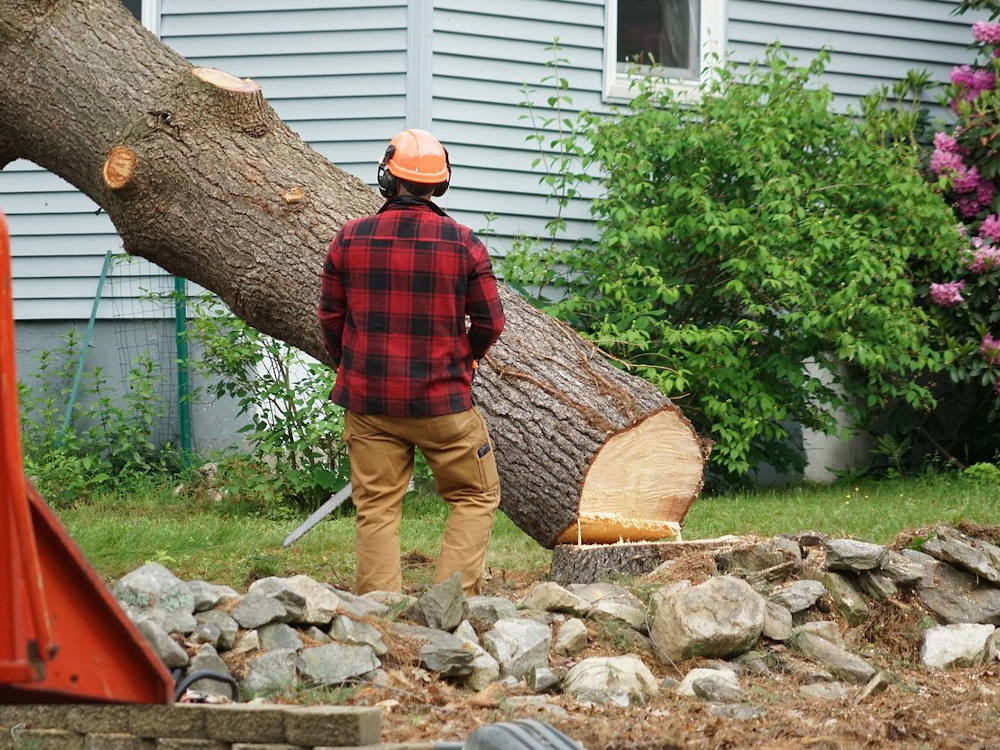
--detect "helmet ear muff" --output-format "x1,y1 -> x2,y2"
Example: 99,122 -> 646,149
432,147 -> 452,197
377,144 -> 398,198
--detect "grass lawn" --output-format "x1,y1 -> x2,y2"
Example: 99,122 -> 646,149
57,470 -> 999,590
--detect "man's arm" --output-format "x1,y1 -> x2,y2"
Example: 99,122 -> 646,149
465,239 -> 505,360
318,239 -> 347,367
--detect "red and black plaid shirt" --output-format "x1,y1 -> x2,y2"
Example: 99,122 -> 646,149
319,196 -> 505,417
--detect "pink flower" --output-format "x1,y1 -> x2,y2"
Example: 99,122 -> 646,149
929,148 -> 965,176
973,69 -> 996,92
952,64 -> 976,88
933,132 -> 960,153
965,245 -> 1000,272
977,177 -> 995,206
980,214 -> 1000,241
981,332 -> 1000,364
958,223 -> 969,238
974,21 -> 1000,45
957,194 -> 984,217
954,164 -> 981,193
930,280 -> 966,307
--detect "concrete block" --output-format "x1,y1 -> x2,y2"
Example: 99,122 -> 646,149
203,704 -> 286,743
230,745 -> 306,750
0,704 -> 72,730
282,706 -> 381,747
156,740 -> 227,750
6,728 -> 83,749
84,732 -> 156,749
67,705 -> 138,734
130,705 -> 208,739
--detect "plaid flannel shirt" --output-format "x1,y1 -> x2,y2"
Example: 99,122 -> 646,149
319,196 -> 505,417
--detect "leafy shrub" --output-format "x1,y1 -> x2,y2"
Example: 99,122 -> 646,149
506,46 -> 961,479
962,461 -> 1000,482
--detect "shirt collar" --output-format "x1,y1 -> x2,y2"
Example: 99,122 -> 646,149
377,195 -> 448,217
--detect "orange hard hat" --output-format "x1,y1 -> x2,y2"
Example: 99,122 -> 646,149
382,129 -> 450,184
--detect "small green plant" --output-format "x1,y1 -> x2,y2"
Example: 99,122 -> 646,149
962,461 -> 1000,481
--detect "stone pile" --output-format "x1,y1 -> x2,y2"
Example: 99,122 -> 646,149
115,524 -> 1000,714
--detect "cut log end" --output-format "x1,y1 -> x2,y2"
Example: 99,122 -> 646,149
192,67 -> 261,94
102,146 -> 138,190
554,513 -> 681,545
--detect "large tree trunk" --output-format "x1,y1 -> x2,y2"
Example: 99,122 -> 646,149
0,0 -> 709,549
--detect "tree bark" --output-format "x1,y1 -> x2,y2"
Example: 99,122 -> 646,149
0,0 -> 708,549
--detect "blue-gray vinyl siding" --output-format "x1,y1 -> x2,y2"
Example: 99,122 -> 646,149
0,0 -> 987,319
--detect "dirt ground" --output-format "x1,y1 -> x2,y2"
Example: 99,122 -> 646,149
345,554 -> 1000,749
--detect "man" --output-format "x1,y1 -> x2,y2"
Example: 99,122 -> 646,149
319,129 -> 506,596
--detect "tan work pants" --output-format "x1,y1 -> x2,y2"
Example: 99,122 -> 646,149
343,408 -> 501,597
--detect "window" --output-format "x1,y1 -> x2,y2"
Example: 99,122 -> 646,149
120,0 -> 160,35
604,0 -> 725,101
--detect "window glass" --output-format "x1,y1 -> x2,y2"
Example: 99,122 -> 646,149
617,0 -> 699,77
121,0 -> 142,21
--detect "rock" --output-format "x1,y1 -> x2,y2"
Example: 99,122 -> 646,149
482,618 -> 552,681
518,582 -> 590,616
715,541 -> 795,574
134,616 -> 189,668
257,623 -> 303,652
791,621 -> 845,650
762,600 -> 793,641
920,623 -> 998,669
921,527 -> 1000,586
516,608 -> 564,626
185,644 -> 233,697
390,621 -> 480,679
243,648 -> 297,696
915,559 -> 1000,625
112,563 -> 196,634
824,539 -> 888,572
303,625 -> 332,644
297,643 -> 380,685
230,594 -> 289,630
677,667 -> 738,697
857,571 -> 898,601
552,618 -> 588,656
585,600 -> 647,633
186,580 -> 240,613
708,704 -> 766,720
790,631 -> 876,684
406,572 -> 465,631
231,629 -> 261,655
194,609 -> 239,652
464,596 -> 518,630
769,580 -> 826,613
329,615 -> 388,656
197,461 -> 219,480
649,576 -> 766,664
733,650 -> 776,676
529,666 -> 560,693
564,655 -> 658,706
692,671 -> 748,704
566,583 -> 645,610
190,620 -> 222,649
660,675 -> 681,691
454,620 -> 479,644
799,682 -> 847,701
462,642 -> 501,691
852,670 -> 892,704
880,551 -> 927,586
248,575 -> 341,626
330,588 -> 391,619
821,572 -> 869,626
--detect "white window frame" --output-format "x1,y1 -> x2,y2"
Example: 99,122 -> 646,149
603,0 -> 726,103
141,0 -> 161,37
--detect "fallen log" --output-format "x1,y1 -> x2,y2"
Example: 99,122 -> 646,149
0,0 -> 709,548
548,537 -> 744,584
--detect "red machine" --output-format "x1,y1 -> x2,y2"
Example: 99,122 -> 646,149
0,209 -> 172,703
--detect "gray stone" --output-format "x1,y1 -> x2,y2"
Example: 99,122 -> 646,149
677,667 -> 738,697
552,617 -> 588,656
762,600 -> 792,641
248,575 -> 340,626
419,639 -> 475,677
692,672 -> 748,704
186,581 -> 240,613
920,623 -> 997,669
715,541 -> 796,573
586,600 -> 647,633
464,596 -> 519,630
190,620 -> 223,649
768,580 -> 826,613
821,571 -> 869,626
231,595 -> 289,630
389,620 -> 481,680
194,610 -> 239,652
732,650 -> 775,676
790,631 -> 876,684
298,643 -> 380,686
328,588 -> 390,619
113,563 -> 196,634
915,559 -> 1000,625
799,682 -> 847,701
857,571 -> 898,601
650,576 -> 766,664
824,539 -> 888,572
565,582 -> 644,610
481,618 -> 552,681
453,620 -> 479,644
515,608 -> 564,626
329,615 -> 388,656
409,572 -> 465,631
921,527 -> 1000,585
880,551 -> 927,586
134,616 -> 189,668
852,670 -> 892,704
564,655 -> 658,706
185,644 -> 233,697
458,636 -> 501,692
257,623 -> 303,652
529,666 -> 561,693
791,621 -> 845,650
660,675 -> 681,691
231,629 -> 261,655
518,582 -> 590,616
243,648 -> 298,696
303,625 -> 332,644
708,704 -> 767,720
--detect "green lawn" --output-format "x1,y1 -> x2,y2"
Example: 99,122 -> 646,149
57,471 -> 999,590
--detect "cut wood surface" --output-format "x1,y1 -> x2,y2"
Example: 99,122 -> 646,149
0,0 -> 709,550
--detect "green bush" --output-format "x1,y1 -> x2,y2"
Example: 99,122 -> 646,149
506,47 -> 962,479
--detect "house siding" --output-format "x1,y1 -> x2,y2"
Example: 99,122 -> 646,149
0,0 -> 987,318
